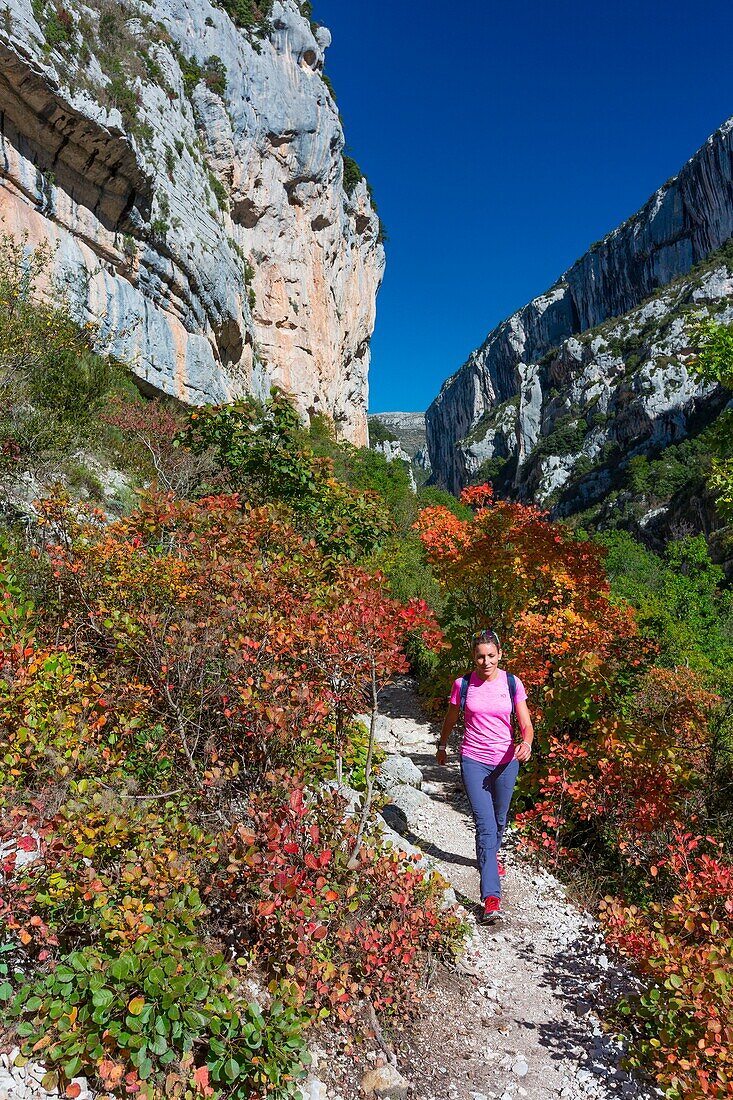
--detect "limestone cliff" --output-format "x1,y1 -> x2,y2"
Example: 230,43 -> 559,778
0,0 -> 384,443
426,117 -> 733,499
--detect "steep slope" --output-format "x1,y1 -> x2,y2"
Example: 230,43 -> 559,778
426,117 -> 733,497
0,0 -> 384,443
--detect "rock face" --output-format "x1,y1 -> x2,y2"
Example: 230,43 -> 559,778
0,0 -> 384,443
426,116 -> 733,500
369,412 -> 427,460
369,411 -> 430,485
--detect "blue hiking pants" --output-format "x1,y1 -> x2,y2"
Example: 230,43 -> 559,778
460,755 -> 520,901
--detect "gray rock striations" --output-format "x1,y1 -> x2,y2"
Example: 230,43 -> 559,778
0,0 -> 384,443
426,116 -> 733,502
369,412 -> 428,462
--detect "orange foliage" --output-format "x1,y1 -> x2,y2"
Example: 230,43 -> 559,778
415,484 -> 731,1098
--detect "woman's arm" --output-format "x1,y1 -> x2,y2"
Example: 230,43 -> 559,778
514,699 -> 534,763
436,702 -> 461,765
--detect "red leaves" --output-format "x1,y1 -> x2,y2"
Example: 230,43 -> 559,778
601,842 -> 733,1096
289,788 -> 305,815
33,490 -> 440,779
218,779 -> 464,1021
193,1065 -> 214,1097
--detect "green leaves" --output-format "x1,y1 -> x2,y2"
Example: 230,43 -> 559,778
178,390 -> 395,560
7,934 -> 311,1098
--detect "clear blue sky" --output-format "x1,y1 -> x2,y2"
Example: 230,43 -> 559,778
314,0 -> 733,414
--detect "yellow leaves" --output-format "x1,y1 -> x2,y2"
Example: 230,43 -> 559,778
127,996 -> 145,1016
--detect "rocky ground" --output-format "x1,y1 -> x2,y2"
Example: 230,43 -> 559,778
0,678 -> 660,1100
311,679 -> 660,1100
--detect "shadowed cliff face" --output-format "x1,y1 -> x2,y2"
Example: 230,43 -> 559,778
426,117 -> 733,497
0,0 -> 384,443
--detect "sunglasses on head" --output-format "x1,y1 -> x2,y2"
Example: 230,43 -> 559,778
473,628 -> 501,648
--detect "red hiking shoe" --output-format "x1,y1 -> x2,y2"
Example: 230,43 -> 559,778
481,896 -> 501,923
497,858 -> 506,877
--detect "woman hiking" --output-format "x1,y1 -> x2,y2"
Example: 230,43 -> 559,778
436,628 -> 534,923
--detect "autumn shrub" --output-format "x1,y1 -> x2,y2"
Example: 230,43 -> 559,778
217,777 -> 465,1018
515,665 -> 722,865
18,798 -> 214,941
297,718 -> 383,792
602,840 -> 733,1099
34,488 -> 439,787
414,482 -> 644,718
0,484 -> 456,1096
0,788 -> 311,1098
100,394 -> 212,497
0,639 -> 121,789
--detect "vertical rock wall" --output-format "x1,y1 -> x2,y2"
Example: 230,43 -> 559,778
427,117 -> 733,493
0,0 -> 384,443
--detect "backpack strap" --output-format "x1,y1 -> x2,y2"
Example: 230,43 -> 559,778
507,672 -> 517,715
459,672 -> 471,713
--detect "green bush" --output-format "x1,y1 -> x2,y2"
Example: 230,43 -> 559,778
0,232 -> 132,484
9,935 -> 310,1098
179,391 -> 395,560
218,0 -> 273,30
599,529 -> 733,692
624,435 -> 710,500
342,155 -> 363,198
106,72 -> 140,127
45,4 -> 75,47
177,51 -> 202,96
475,454 -> 509,484
534,414 -> 588,459
367,418 -> 399,446
208,171 -> 228,211
202,54 -> 227,96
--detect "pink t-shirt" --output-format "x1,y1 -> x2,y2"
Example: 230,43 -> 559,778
449,670 -> 527,766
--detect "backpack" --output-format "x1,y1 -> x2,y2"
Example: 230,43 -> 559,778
459,671 -> 517,716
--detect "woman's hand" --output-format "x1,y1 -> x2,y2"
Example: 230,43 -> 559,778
515,740 -> 532,763
436,703 -> 460,767
515,700 -> 534,764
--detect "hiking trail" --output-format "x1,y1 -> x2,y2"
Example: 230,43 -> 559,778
315,678 -> 660,1100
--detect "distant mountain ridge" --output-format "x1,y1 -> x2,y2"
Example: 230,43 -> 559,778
426,116 -> 733,512
368,412 -> 430,488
